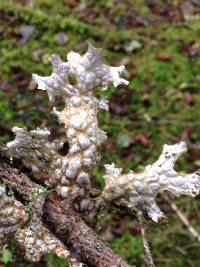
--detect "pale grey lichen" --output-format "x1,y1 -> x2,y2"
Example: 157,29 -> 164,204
7,127 -> 62,181
16,191 -> 80,265
17,219 -> 71,262
0,184 -> 28,251
6,43 -> 200,223
100,142 -> 200,222
0,186 -> 81,265
8,43 -> 128,209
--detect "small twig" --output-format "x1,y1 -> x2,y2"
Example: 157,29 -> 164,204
139,219 -> 155,267
162,193 -> 200,242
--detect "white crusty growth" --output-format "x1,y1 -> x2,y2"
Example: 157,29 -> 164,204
100,142 -> 200,222
16,192 -> 82,266
17,220 -> 71,262
33,43 -> 128,200
0,185 -> 28,250
7,127 -> 63,181
6,44 -> 200,221
8,43 -> 128,204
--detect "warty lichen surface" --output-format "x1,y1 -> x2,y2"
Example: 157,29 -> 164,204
6,43 -> 200,222
7,43 -> 128,211
16,193 -> 71,262
100,142 -> 200,222
0,187 -> 81,266
0,184 -> 28,251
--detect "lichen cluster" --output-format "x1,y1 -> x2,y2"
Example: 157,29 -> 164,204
8,44 -> 128,210
3,43 -> 200,264
100,142 -> 200,222
17,220 -> 71,262
33,43 -> 128,201
7,127 -> 63,181
0,186 -> 81,266
16,200 -> 71,264
0,185 -> 28,250
7,44 -> 200,221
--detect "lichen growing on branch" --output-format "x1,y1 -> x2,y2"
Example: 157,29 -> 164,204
16,193 -> 72,263
0,185 -> 28,251
100,142 -> 200,222
7,127 -> 63,181
3,43 -> 200,265
8,43 -> 128,211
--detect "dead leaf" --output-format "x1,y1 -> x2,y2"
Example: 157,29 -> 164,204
138,133 -> 149,147
156,52 -> 173,61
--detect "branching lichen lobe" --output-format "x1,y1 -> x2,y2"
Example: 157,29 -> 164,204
8,44 -> 128,212
100,142 -> 200,222
1,43 -> 200,266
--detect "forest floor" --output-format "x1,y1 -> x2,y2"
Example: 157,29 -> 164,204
0,0 -> 200,266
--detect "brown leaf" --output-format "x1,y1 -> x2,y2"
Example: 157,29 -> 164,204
129,220 -> 140,236
156,52 -> 173,61
112,223 -> 125,237
106,142 -> 115,151
138,133 -> 149,147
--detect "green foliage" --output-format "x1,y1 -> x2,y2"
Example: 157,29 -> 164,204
0,248 -> 13,264
111,231 -> 144,266
45,254 -> 69,267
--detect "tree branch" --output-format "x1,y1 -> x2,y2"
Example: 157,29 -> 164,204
0,145 -> 131,267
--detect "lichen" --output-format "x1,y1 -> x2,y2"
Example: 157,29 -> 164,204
16,191 -> 80,265
7,43 -> 128,211
0,184 -> 28,250
100,142 -> 200,222
17,220 -> 71,262
6,43 -> 200,223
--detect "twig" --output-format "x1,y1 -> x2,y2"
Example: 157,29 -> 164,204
139,220 -> 155,267
162,193 -> 200,242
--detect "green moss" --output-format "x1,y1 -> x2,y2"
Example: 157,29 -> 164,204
111,231 -> 144,266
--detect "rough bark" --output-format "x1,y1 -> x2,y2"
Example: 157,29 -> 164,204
0,145 -> 131,267
0,155 -> 39,200
44,195 -> 130,267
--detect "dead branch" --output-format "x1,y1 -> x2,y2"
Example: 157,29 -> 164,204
0,145 -> 130,267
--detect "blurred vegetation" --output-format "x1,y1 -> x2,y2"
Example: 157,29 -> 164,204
0,0 -> 200,266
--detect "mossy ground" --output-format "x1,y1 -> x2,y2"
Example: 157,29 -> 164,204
0,1 -> 200,266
